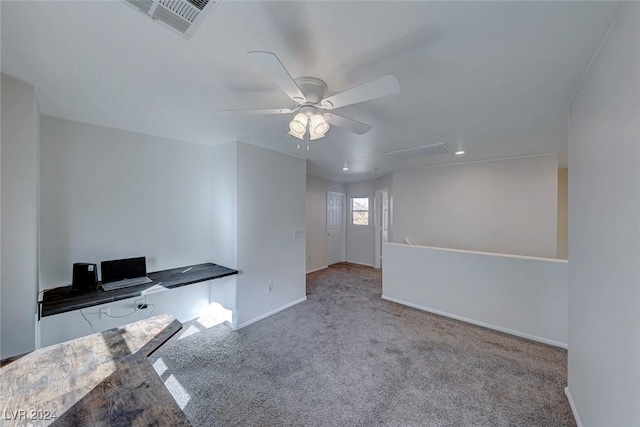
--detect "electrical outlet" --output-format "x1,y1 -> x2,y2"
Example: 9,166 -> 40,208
99,306 -> 110,319
135,299 -> 148,310
307,254 -> 311,261
267,282 -> 273,293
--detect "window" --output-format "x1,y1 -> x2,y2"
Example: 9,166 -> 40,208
351,197 -> 369,225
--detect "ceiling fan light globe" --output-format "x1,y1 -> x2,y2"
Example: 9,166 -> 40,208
309,132 -> 326,141
289,122 -> 305,134
288,129 -> 304,140
289,113 -> 308,134
314,122 -> 330,135
310,113 -> 330,135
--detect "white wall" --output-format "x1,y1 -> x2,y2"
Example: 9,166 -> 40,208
0,5 -> 3,360
39,117 -> 214,287
340,175 -> 395,268
567,4 -> 640,426
210,142 -> 238,321
38,123 -> 305,336
37,117 -> 224,345
557,168 -> 568,260
382,243 -> 568,347
39,278 -> 228,347
235,142 -> 306,328
1,74 -> 40,359
374,173 -> 394,243
211,142 -> 237,270
306,176 -> 345,273
393,155 -> 558,258
346,180 -> 375,266
0,74 -> 2,358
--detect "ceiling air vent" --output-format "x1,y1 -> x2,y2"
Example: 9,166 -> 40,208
385,142 -> 453,160
124,0 -> 219,39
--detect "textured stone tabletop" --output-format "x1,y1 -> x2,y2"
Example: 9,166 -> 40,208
0,313 -> 189,426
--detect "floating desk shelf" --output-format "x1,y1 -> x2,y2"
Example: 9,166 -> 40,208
40,262 -> 238,318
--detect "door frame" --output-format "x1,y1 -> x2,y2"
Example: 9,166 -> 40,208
374,188 -> 389,269
326,191 -> 346,265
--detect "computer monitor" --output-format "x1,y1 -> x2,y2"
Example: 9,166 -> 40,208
101,256 -> 147,284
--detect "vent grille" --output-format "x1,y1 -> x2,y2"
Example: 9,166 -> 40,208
158,0 -> 200,22
123,0 -> 219,38
126,0 -> 154,14
153,3 -> 194,33
385,142 -> 453,160
186,0 -> 209,11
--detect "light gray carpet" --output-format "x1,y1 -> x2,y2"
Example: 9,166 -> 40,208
151,262 -> 575,426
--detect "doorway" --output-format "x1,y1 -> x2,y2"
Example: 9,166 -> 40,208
374,189 -> 389,269
326,191 -> 346,265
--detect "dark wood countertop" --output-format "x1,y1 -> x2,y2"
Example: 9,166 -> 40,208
0,314 -> 189,426
41,262 -> 238,317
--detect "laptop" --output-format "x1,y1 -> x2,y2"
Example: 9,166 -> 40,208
100,256 -> 152,291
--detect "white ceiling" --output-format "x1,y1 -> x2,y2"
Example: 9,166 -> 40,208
1,1 -> 620,183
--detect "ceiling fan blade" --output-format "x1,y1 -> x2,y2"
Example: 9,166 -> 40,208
247,51 -> 307,103
218,107 -> 297,115
323,113 -> 372,135
320,74 -> 400,110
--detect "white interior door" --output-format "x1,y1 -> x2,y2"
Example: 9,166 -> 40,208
374,189 -> 389,269
327,192 -> 345,265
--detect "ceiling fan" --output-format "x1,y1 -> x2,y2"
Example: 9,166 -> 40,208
219,51 -> 400,141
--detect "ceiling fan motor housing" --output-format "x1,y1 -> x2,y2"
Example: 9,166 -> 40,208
294,77 -> 328,105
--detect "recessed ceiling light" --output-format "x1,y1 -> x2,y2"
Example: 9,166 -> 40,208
455,150 -> 465,155
342,166 -> 349,171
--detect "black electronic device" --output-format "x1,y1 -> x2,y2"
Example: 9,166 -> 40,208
72,263 -> 98,291
101,256 -> 147,283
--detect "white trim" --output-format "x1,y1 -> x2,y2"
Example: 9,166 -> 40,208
349,195 -> 371,227
564,387 -> 583,427
237,297 -> 307,329
327,191 -> 346,265
568,3 -> 623,107
306,266 -> 328,274
35,312 -> 41,349
381,295 -> 568,349
223,320 -> 237,330
384,242 -> 568,264
373,188 -> 389,270
345,260 -> 375,268
409,153 -> 559,172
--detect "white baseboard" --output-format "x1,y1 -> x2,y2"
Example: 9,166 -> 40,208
345,260 -> 375,268
35,312 -> 41,350
306,266 -> 328,274
237,296 -> 307,329
564,387 -> 583,427
223,320 -> 237,330
381,295 -> 568,349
